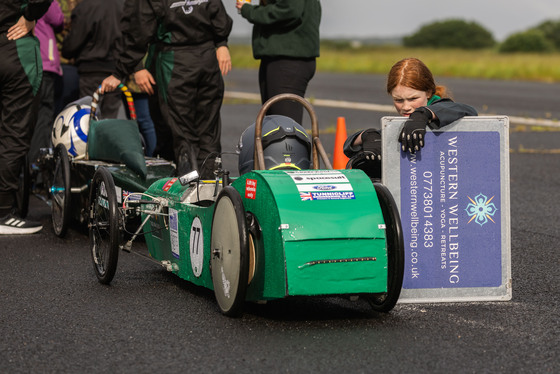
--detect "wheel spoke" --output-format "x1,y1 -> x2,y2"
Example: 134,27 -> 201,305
52,193 -> 64,207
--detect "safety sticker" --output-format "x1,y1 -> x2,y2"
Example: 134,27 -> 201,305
189,217 -> 204,277
245,179 -> 257,199
163,178 -> 178,192
169,208 -> 179,259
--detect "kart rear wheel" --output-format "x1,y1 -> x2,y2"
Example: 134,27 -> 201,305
15,154 -> 30,219
365,183 -> 404,312
210,186 -> 249,317
89,167 -> 119,284
51,144 -> 71,237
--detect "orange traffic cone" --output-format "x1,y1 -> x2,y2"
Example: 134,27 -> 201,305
333,117 -> 350,169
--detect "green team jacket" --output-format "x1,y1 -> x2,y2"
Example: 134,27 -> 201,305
240,0 -> 321,59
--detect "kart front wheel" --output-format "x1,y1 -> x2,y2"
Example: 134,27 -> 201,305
365,183 -> 404,312
51,144 -> 71,237
210,186 -> 249,317
89,167 -> 119,284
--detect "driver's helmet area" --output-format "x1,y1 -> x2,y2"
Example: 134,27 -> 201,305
238,115 -> 312,175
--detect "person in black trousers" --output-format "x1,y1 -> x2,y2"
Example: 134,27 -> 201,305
236,0 -> 321,125
101,0 -> 233,179
0,0 -> 52,234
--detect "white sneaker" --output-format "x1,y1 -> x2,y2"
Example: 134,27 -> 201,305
0,214 -> 43,235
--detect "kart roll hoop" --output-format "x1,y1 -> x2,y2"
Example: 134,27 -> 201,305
253,93 -> 333,171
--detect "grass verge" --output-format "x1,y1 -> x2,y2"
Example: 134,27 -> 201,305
230,44 -> 560,83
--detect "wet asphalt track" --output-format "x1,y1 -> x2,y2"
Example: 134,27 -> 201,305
1,70 -> 559,373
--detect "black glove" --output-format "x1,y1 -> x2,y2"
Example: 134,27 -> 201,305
361,128 -> 382,161
346,129 -> 382,180
398,107 -> 432,154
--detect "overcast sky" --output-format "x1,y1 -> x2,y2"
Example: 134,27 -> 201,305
224,0 -> 560,42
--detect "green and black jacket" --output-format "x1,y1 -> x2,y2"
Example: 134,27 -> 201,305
240,0 -> 321,59
114,0 -> 232,82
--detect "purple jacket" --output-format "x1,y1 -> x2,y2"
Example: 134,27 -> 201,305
35,1 -> 64,75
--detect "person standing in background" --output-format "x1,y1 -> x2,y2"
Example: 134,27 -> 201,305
29,0 -> 64,165
236,0 -> 321,125
54,0 -> 81,115
101,0 -> 233,179
123,68 -> 157,157
0,0 -> 52,234
62,0 -> 124,119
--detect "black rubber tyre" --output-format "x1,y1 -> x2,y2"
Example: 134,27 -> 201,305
210,186 -> 249,317
365,183 -> 405,312
89,167 -> 119,284
51,144 -> 71,237
15,154 -> 30,219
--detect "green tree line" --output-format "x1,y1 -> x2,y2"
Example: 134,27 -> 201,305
402,18 -> 560,53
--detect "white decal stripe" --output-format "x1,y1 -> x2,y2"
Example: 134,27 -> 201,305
296,183 -> 353,192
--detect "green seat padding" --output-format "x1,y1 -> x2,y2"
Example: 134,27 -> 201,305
88,119 -> 147,179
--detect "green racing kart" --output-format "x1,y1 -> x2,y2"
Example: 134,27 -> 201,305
89,94 -> 404,317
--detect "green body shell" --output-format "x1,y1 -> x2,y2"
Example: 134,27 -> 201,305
142,169 -> 389,301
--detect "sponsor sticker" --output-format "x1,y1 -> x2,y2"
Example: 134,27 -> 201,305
302,191 -> 356,201
169,208 -> 179,258
288,171 -> 355,201
286,170 -> 350,184
296,183 -> 353,192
